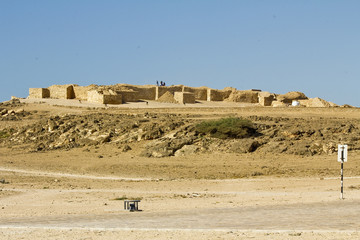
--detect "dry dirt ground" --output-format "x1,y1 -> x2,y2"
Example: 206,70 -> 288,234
0,99 -> 360,239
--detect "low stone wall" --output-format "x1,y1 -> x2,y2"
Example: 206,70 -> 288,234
73,85 -> 97,100
156,86 -> 183,100
116,91 -> 138,102
258,92 -> 275,106
125,85 -> 156,100
207,89 -> 232,101
48,85 -> 75,99
87,90 -> 103,104
29,88 -> 50,99
182,87 -> 207,101
225,90 -> 259,103
103,94 -> 122,104
174,92 -> 195,104
87,90 -> 122,104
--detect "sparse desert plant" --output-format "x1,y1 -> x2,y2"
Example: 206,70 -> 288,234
0,131 -> 10,139
195,117 -> 256,139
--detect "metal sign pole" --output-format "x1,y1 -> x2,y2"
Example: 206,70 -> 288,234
341,162 -> 344,200
338,144 -> 347,200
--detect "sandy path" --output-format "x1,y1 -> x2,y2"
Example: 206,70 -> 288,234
0,199 -> 359,231
0,167 -> 152,181
1,167 -> 360,239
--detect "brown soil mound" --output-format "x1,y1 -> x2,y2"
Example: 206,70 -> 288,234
157,91 -> 177,103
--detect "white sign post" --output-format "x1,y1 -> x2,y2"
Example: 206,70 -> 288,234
338,144 -> 348,200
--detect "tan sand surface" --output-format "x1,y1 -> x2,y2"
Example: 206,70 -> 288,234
0,101 -> 360,239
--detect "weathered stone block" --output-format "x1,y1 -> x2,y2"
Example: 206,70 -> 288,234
29,88 -> 50,99
48,85 -> 75,99
182,87 -> 208,100
73,85 -> 96,100
156,86 -> 183,100
258,91 -> 275,106
115,91 -> 138,102
174,92 -> 195,104
207,89 -> 232,101
226,90 -> 259,103
87,90 -> 122,104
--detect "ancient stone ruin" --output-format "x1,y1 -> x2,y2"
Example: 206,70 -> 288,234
28,84 -> 337,107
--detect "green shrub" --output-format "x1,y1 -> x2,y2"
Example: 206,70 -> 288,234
195,117 -> 256,139
0,131 -> 10,139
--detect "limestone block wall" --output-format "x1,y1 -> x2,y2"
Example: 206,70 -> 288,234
110,84 -> 156,100
48,85 -> 75,99
258,92 -> 275,106
182,87 -> 208,100
225,90 -> 259,103
125,86 -> 156,100
156,86 -> 183,100
207,89 -> 232,101
29,88 -> 50,99
87,90 -> 122,104
116,91 -> 138,102
174,92 -> 195,104
136,87 -> 156,100
87,90 -> 104,103
73,85 -> 97,100
103,94 -> 122,104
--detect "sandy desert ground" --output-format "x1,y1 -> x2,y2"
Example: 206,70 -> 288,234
1,99 -> 360,239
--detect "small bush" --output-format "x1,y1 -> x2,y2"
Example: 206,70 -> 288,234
195,117 -> 256,139
0,131 -> 10,139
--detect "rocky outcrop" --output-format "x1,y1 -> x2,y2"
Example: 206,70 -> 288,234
277,91 -> 308,104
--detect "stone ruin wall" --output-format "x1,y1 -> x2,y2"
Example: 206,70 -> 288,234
225,90 -> 260,103
73,85 -> 97,100
103,94 -> 122,104
123,85 -> 156,100
155,86 -> 183,100
27,83 -> 337,107
258,92 -> 275,106
87,90 -> 122,104
87,90 -> 104,104
29,88 -> 50,99
115,91 -> 138,102
182,86 -> 207,101
174,92 -> 195,104
207,89 -> 232,101
47,85 -> 75,99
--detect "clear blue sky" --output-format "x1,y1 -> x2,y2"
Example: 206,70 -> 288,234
1,0 -> 359,106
